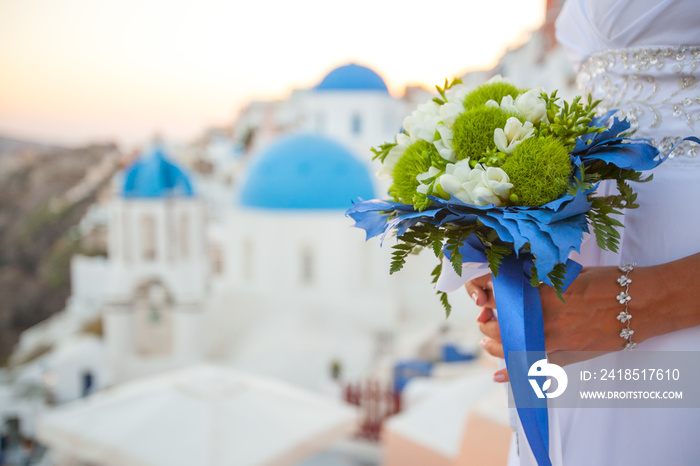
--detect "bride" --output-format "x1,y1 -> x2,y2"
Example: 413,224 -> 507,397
467,0 -> 700,464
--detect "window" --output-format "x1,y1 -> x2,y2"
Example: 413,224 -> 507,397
352,114 -> 362,136
300,245 -> 314,286
243,238 -> 254,281
316,113 -> 325,132
180,213 -> 190,259
167,206 -> 176,263
123,209 -> 132,264
141,215 -> 156,261
82,371 -> 94,397
210,244 -> 224,275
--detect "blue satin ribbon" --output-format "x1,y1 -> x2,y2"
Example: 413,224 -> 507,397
493,256 -> 579,466
454,241 -> 582,466
493,255 -> 550,465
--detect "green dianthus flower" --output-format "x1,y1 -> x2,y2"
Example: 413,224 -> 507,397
462,81 -> 521,110
452,107 -> 514,162
501,136 -> 572,206
390,140 -> 435,205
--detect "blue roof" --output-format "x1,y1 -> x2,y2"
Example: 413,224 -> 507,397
239,134 -> 375,210
122,145 -> 194,198
315,63 -> 389,93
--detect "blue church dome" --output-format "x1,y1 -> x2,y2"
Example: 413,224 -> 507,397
315,63 -> 389,93
239,134 -> 375,210
122,145 -> 194,198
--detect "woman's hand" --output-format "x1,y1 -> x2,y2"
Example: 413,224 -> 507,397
465,256 -> 700,382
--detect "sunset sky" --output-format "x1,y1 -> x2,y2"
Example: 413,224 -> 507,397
0,0 -> 546,149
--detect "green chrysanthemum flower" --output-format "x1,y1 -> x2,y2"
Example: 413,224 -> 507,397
390,140 -> 435,205
452,107 -> 514,161
462,81 -> 521,110
501,136 -> 572,206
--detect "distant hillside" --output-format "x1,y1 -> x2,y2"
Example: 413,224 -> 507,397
0,135 -> 63,157
0,142 -> 119,364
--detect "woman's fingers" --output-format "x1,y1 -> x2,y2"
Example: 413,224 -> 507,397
465,284 -> 488,306
465,274 -> 496,308
467,274 -> 505,366
493,368 -> 509,383
479,336 -> 504,358
478,316 -> 501,341
476,306 -> 495,323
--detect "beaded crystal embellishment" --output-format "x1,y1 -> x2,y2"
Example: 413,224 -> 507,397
578,47 -> 700,160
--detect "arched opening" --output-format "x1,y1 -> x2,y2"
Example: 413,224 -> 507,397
133,280 -> 173,356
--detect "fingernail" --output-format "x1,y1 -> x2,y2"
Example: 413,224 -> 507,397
494,373 -> 507,383
471,293 -> 478,303
479,338 -> 487,348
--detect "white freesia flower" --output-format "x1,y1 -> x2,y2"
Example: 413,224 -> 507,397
437,160 -> 480,205
463,166 -> 513,207
431,84 -> 474,163
486,74 -> 512,84
472,185 -> 502,206
434,125 -> 456,162
439,102 -> 463,129
396,132 -> 411,147
403,100 -> 442,143
485,96 -> 519,115
440,84 -> 471,126
494,117 -> 535,154
498,95 -> 519,114
415,166 -> 442,195
433,160 -> 511,207
479,166 -> 513,205
376,138 -> 406,180
515,89 -> 548,124
483,166 -> 513,198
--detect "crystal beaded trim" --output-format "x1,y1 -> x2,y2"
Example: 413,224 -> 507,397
578,47 -> 700,159
616,263 -> 637,351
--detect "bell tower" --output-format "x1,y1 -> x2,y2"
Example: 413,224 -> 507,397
103,144 -> 209,383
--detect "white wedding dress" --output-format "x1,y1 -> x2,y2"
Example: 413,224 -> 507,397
509,0 -> 700,464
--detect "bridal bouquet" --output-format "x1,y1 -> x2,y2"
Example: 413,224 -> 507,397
347,77 -> 661,312
346,77 -> 662,466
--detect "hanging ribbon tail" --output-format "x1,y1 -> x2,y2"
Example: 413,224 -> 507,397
492,257 -> 581,466
493,255 -> 551,466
